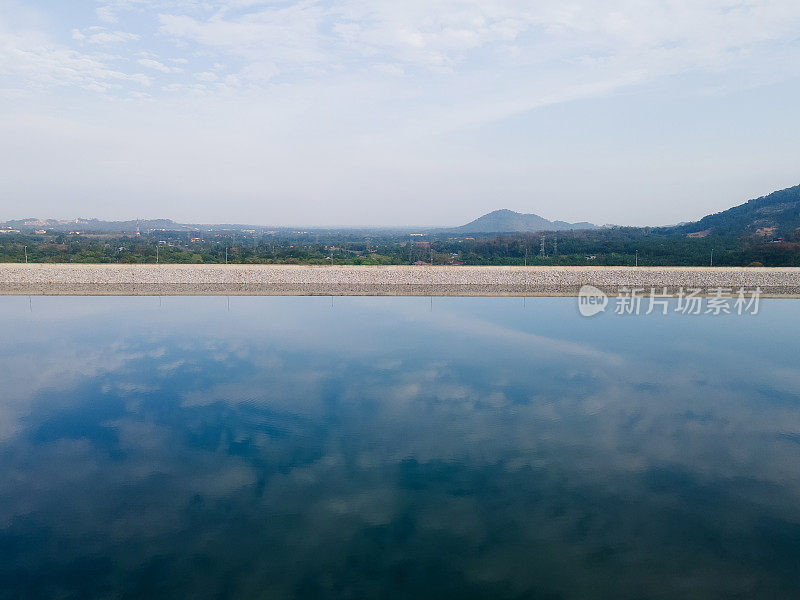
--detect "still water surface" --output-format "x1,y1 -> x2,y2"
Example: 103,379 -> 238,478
1,296 -> 799,599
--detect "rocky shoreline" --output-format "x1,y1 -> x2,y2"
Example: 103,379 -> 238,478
1,264 -> 799,296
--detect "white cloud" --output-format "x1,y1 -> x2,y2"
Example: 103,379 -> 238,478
136,0 -> 800,132
149,0 -> 800,81
8,1 -> 800,109
138,57 -> 177,73
0,25 -> 152,93
87,30 -> 140,44
72,28 -> 140,45
194,70 -> 218,81
96,5 -> 119,24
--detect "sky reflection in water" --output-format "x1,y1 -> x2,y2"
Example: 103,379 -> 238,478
1,296 -> 799,599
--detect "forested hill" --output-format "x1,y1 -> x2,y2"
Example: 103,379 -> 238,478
667,184 -> 800,238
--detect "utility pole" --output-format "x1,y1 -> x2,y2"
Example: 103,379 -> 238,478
553,237 -> 557,256
225,247 -> 228,264
24,245 -> 27,263
156,245 -> 159,264
635,250 -> 638,267
524,247 -> 528,266
710,248 -> 714,267
540,235 -> 545,256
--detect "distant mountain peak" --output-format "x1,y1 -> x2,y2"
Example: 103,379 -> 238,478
457,209 -> 597,233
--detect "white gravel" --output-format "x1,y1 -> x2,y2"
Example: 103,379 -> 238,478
1,264 -> 799,296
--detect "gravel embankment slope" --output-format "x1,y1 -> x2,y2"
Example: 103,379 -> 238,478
1,264 -> 799,296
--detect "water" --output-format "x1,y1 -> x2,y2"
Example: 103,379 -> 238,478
1,296 -> 799,599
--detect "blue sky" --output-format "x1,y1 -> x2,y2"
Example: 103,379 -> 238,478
1,0 -> 799,226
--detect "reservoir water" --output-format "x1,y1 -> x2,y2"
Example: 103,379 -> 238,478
1,296 -> 799,599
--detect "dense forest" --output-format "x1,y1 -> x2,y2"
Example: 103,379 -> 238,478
1,226 -> 798,266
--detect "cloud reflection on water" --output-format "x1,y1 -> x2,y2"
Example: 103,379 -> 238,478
0,296 -> 799,599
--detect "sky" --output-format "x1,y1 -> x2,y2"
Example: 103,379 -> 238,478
1,0 -> 799,227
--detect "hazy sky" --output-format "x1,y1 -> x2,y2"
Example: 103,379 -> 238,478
1,0 -> 799,227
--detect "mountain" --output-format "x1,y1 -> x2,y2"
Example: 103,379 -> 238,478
5,184 -> 798,237
0,218 -> 416,234
666,184 -> 800,238
0,218 -> 289,234
0,218 -> 196,233
456,209 -> 597,233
